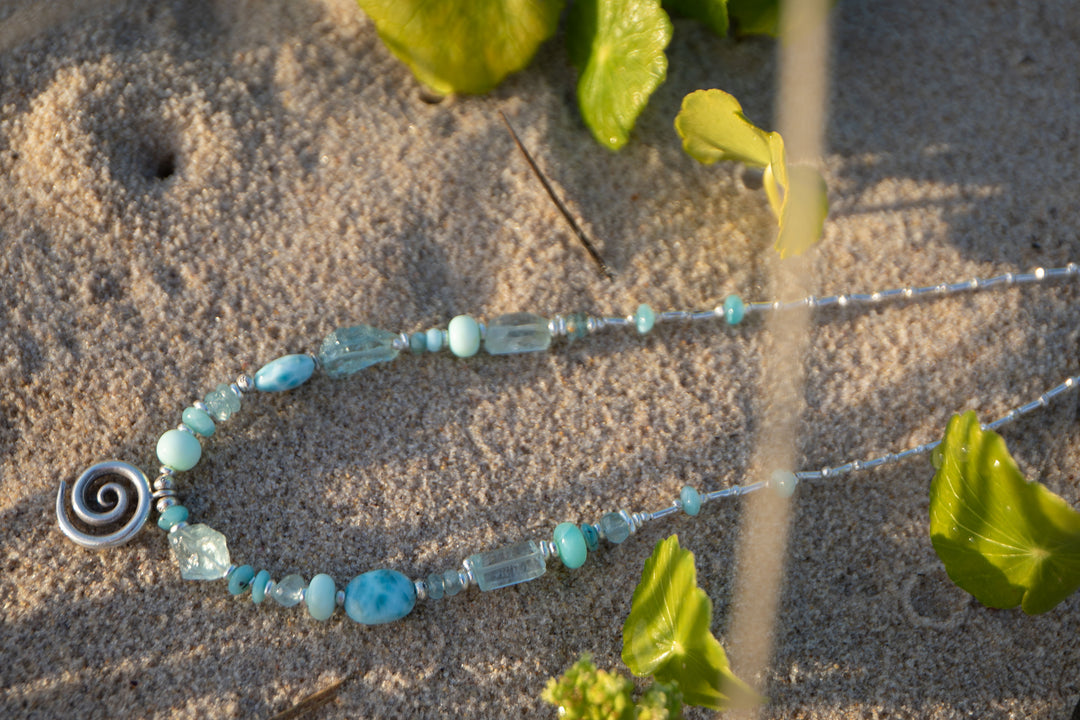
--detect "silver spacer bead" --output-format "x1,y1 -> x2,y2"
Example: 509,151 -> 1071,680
308,352 -> 322,371
548,315 -> 566,337
151,488 -> 177,502
235,374 -> 255,393
539,540 -> 559,560
224,564 -> 238,579
228,383 -> 243,399
176,423 -> 195,435
460,565 -> 476,589
155,496 -> 179,513
392,333 -> 410,351
335,589 -> 345,606
153,474 -> 175,491
193,400 -> 209,413
414,579 -> 428,601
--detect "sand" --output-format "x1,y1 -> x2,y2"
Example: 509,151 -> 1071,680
2,0 -> 1079,718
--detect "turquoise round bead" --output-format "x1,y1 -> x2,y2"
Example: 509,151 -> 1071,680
771,469 -> 799,498
157,504 -> 189,531
254,354 -> 315,392
426,328 -> 444,352
306,573 -> 337,621
181,407 -> 216,437
580,523 -> 599,551
228,565 -> 255,595
409,332 -> 427,355
251,570 -> 272,603
723,294 -> 745,325
156,429 -> 201,471
554,522 -> 587,569
447,315 -> 481,357
344,569 -> 417,624
679,486 -> 702,516
635,303 -> 656,334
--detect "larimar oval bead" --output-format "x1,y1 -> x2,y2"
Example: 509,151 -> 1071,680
447,315 -> 481,357
723,294 -> 745,325
182,407 -> 215,437
466,540 -> 546,591
344,569 -> 417,625
634,304 -> 655,334
680,486 -> 702,516
156,429 -> 201,471
204,384 -> 241,421
306,573 -> 337,621
254,354 -> 315,392
600,512 -> 631,544
554,523 -> 587,569
580,523 -> 599,551
228,565 -> 255,595
251,570 -> 272,603
318,325 -> 399,379
157,504 -> 189,531
269,574 -> 306,607
168,524 -> 231,580
484,313 -> 551,355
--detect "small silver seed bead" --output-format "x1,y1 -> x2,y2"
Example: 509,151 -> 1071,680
155,496 -> 178,512
193,401 -> 209,413
414,580 -> 428,601
229,383 -> 242,399
153,475 -> 175,491
308,352 -> 322,371
393,333 -> 410,351
235,374 -> 255,393
151,488 -> 177,502
177,424 -> 195,435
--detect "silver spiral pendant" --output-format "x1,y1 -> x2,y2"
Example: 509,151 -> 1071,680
56,461 -> 151,549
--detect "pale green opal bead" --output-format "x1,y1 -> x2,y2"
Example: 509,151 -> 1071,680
600,512 -> 631,544
447,315 -> 481,357
723,294 -> 745,325
306,573 -> 337,621
635,304 -> 655,334
770,469 -> 798,498
344,569 -> 417,625
680,486 -> 702,516
467,540 -> 546,591
168,524 -> 231,580
204,384 -> 240,421
157,429 -> 201,471
182,407 -> 215,437
228,565 -> 255,595
251,570 -> 272,603
484,313 -> 551,355
425,328 -> 444,352
269,574 -> 306,607
554,523 -> 587,569
254,354 -> 315,392
157,504 -> 189,531
318,325 -> 400,378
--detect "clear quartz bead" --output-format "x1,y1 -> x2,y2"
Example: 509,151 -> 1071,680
269,574 -> 307,607
318,325 -> 400,378
168,524 -> 231,580
484,313 -> 552,355
466,540 -> 546,591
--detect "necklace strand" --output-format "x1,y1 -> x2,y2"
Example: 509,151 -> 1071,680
56,263 -> 1080,625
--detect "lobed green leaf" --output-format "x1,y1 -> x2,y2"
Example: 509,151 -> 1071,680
662,0 -> 729,37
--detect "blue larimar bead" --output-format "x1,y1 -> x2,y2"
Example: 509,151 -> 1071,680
228,565 -> 255,595
600,512 -> 631,544
157,504 -> 189,531
168,524 -> 231,580
306,573 -> 337,621
771,469 -> 799,498
723,294 -> 745,325
426,573 -> 445,600
554,523 -> 587,569
318,325 -> 400,379
409,332 -> 427,355
344,569 -> 417,625
425,328 -> 444,352
635,304 -> 655,334
484,313 -> 551,355
251,570 -> 272,603
447,315 -> 481,358
254,354 -> 315,392
580,523 -> 599,551
156,429 -> 201,471
182,407 -> 215,437
680,486 -> 702,516
204,383 -> 241,422
466,540 -> 546,591
269,574 -> 306,607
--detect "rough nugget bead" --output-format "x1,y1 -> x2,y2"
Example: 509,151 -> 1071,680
554,523 -> 587,569
254,354 -> 315,392
306,573 -> 337,621
157,504 -> 189,531
344,569 -> 417,625
318,325 -> 399,378
599,512 -> 631,544
228,565 -> 255,595
182,407 -> 215,437
679,486 -> 702,516
156,429 -> 201,471
723,294 -> 745,325
204,383 -> 241,421
169,524 -> 231,580
634,304 -> 655,334
447,315 -> 481,357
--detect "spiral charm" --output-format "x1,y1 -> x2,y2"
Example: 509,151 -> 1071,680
56,461 -> 151,549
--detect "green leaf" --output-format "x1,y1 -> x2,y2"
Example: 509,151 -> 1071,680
355,0 -> 565,95
622,535 -> 753,710
674,89 -> 771,166
930,411 -> 1080,615
568,0 -> 673,150
662,0 -> 729,36
726,0 -> 779,36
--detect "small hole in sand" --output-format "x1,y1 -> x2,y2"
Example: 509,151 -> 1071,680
154,152 -> 176,180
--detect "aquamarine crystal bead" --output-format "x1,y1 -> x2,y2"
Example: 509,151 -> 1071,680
228,565 -> 255,595
581,523 -> 599,551
447,315 -> 481,357
318,325 -> 400,379
409,332 -> 427,355
204,383 -> 241,421
770,469 -> 798,498
484,313 -> 551,355
344,569 -> 417,625
553,523 -> 587,569
182,407 -> 215,437
156,429 -> 201,471
254,354 -> 315,392
168,524 -> 231,580
157,504 -> 189,531
599,512 -> 631,544
306,574 -> 337,621
680,486 -> 702,516
466,540 -> 546,591
269,574 -> 306,607
425,328 -> 444,352
442,569 -> 464,596
634,304 -> 655,334
723,294 -> 745,325
251,570 -> 271,603
425,573 -> 445,600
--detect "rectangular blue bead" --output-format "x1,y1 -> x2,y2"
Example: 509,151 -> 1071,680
466,540 -> 546,591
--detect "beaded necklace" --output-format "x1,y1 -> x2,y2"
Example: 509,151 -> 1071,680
55,264 -> 1080,625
